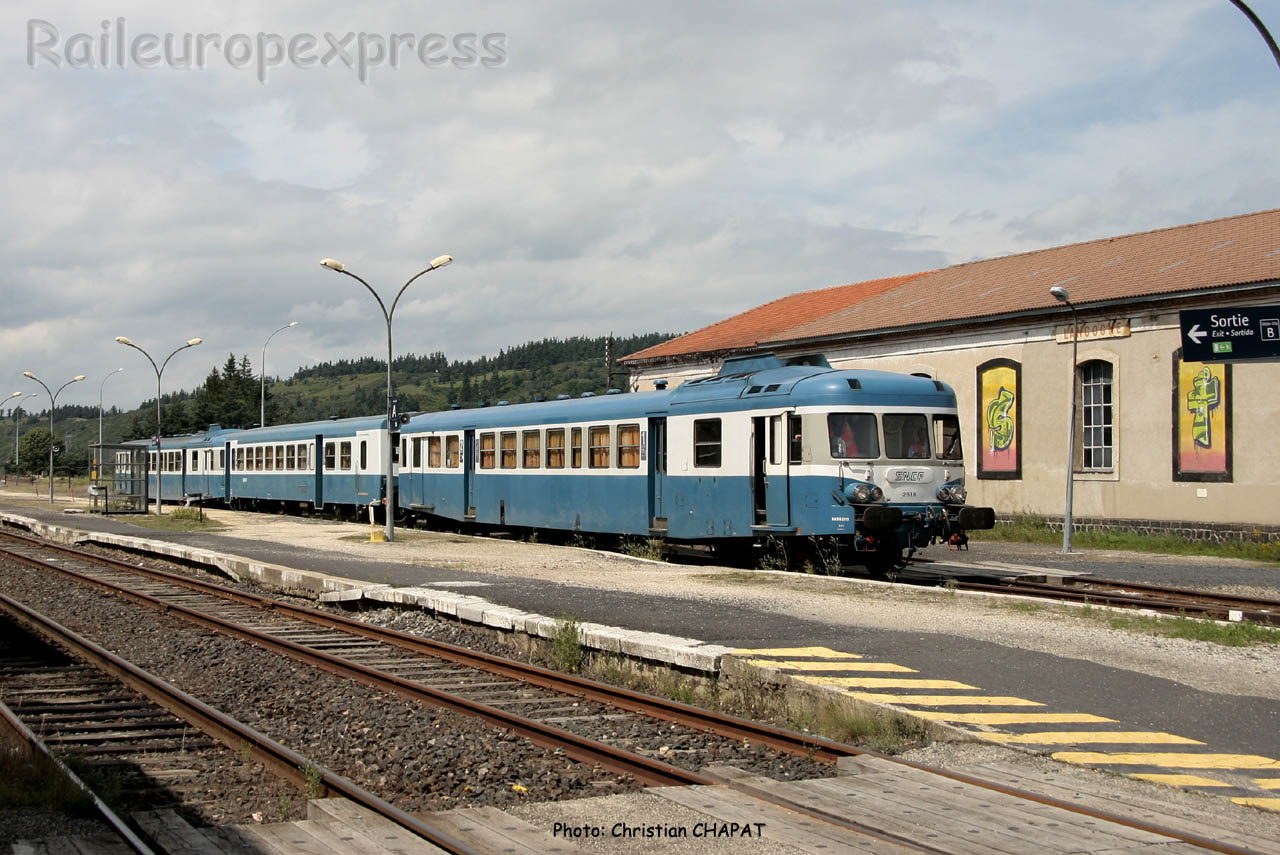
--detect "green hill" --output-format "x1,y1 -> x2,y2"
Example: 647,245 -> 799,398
3,333 -> 677,477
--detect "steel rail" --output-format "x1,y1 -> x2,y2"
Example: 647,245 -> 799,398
0,539 -> 717,789
0,531 -> 1264,854
0,529 -> 861,763
0,592 -> 483,855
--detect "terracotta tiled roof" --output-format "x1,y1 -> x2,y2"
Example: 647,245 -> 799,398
769,208 -> 1280,346
622,272 -> 928,362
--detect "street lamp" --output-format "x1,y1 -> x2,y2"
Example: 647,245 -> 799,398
99,367 -> 124,447
4,392 -> 34,477
320,254 -> 453,542
1050,286 -> 1080,554
115,336 -> 203,514
261,321 -> 298,428
23,372 -> 86,503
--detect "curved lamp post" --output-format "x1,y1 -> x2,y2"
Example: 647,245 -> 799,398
115,336 -> 203,514
261,321 -> 298,428
320,254 -> 453,542
4,392 -> 35,477
23,372 -> 86,503
1049,286 -> 1080,554
99,367 -> 124,447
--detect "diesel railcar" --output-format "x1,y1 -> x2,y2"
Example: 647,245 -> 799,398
129,354 -> 994,570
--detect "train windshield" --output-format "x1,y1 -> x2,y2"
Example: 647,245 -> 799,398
884,414 -> 930,459
933,414 -> 963,460
828,413 -> 879,459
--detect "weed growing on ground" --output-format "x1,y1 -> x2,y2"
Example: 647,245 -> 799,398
301,763 -> 325,798
548,615 -> 587,673
620,538 -> 666,562
815,704 -> 928,754
757,536 -> 789,573
1106,613 -> 1278,647
0,749 -> 94,814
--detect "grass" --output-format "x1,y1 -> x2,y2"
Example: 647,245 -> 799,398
619,538 -> 666,562
0,747 -> 97,815
118,510 -> 226,533
1106,612 -> 1279,647
972,512 -> 1280,564
546,615 -> 587,673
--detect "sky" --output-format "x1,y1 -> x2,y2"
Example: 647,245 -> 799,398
2,0 -> 1278,414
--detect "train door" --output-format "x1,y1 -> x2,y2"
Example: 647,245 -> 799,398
463,428 -> 476,519
223,442 -> 232,500
313,434 -> 324,509
752,411 -> 791,527
647,417 -> 667,533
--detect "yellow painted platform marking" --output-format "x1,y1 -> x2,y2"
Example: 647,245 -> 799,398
795,675 -> 977,690
917,712 -> 1116,725
1232,797 -> 1280,811
846,693 -> 1044,707
986,731 -> 1203,745
744,659 -> 915,672
1131,774 -> 1233,787
1255,779 -> 1280,790
732,647 -> 862,659
1054,752 -> 1280,769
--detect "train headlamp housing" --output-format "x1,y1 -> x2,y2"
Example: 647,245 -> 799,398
843,481 -> 885,504
936,483 -> 967,504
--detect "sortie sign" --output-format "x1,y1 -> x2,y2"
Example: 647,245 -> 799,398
1179,306 -> 1280,362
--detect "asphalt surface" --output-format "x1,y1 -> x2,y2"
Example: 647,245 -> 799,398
3,499 -> 1278,766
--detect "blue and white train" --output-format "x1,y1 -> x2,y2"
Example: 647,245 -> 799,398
128,354 -> 994,571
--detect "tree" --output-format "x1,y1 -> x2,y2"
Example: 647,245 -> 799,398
19,427 -> 51,475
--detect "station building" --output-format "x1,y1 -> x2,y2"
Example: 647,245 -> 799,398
621,209 -> 1280,540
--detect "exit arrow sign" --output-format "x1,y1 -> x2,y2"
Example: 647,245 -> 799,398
1180,306 -> 1280,362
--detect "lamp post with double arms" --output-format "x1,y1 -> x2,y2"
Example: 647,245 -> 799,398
99,367 -> 124,447
114,336 -> 203,514
320,255 -> 453,542
261,322 -> 298,428
1049,286 -> 1080,554
22,372 -> 86,503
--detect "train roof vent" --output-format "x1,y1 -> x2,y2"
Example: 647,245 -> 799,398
581,392 -> 595,398
556,394 -> 571,400
654,379 -> 668,390
497,400 -> 510,406
207,424 -> 222,432
933,380 -> 946,392
606,388 -> 622,395
534,396 -> 546,402
847,379 -> 861,390
450,404 -> 461,410
746,385 -> 762,394
763,384 -> 780,393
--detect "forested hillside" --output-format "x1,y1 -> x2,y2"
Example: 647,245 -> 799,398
3,333 -> 678,477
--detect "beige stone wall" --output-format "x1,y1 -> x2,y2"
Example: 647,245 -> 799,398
626,301 -> 1279,528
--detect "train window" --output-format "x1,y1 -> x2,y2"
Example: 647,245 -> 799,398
424,437 -> 437,468
148,452 -> 155,473
191,451 -> 198,471
933,415 -> 962,460
286,445 -> 296,470
235,448 -> 243,471
266,446 -> 275,471
770,416 -> 783,465
571,427 -> 583,468
694,419 -> 721,467
325,442 -> 336,470
618,424 -> 640,468
218,450 -> 224,470
359,441 -> 367,470
883,414 -> 929,460
479,433 -> 496,469
276,445 -> 285,470
789,414 -> 803,464
546,428 -> 565,469
446,436 -> 460,468
588,426 -> 610,469
829,414 -> 879,459
340,441 -> 352,471
301,444 -> 310,470
523,430 -> 541,468
500,432 -> 517,469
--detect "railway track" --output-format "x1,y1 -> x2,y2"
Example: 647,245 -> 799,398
1,528 -> 1268,855
953,575 -> 1280,625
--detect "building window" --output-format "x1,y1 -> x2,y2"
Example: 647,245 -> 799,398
617,424 -> 640,468
523,430 -> 541,468
1079,360 -> 1113,471
694,418 -> 721,467
501,431 -> 517,468
446,436 -> 460,468
588,426 -> 610,468
571,427 -> 583,468
546,428 -> 565,469
479,433 -> 496,469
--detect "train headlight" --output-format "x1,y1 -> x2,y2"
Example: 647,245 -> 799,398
870,486 -> 884,502
936,486 -> 953,503
950,485 -> 966,504
852,484 -> 873,503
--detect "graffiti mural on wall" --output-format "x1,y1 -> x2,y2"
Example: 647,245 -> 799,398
1173,350 -> 1232,482
977,358 -> 1021,479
